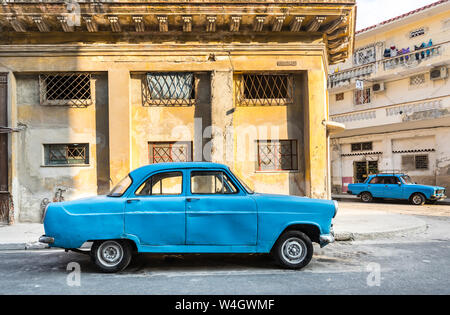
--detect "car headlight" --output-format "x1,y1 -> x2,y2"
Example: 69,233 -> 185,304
333,200 -> 339,218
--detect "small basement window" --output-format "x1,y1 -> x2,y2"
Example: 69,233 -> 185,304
44,144 -> 89,166
236,74 -> 294,106
256,140 -> 298,171
39,73 -> 92,107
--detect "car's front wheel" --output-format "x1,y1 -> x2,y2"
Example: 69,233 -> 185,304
410,193 -> 426,206
273,231 -> 313,270
91,240 -> 133,273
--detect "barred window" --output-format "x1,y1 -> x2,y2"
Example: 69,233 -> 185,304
236,74 -> 294,106
149,142 -> 192,164
410,74 -> 426,86
353,46 -> 376,66
410,28 -> 425,38
44,144 -> 89,166
39,73 -> 92,107
256,140 -> 298,171
354,88 -> 371,105
336,93 -> 344,101
351,142 -> 373,152
402,155 -> 429,170
415,155 -> 429,170
143,73 -> 196,106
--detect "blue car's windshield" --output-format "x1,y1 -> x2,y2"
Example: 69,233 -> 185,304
108,175 -> 132,197
232,172 -> 254,194
401,175 -> 415,185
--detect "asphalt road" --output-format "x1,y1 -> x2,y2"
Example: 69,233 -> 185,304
1,215 -> 449,295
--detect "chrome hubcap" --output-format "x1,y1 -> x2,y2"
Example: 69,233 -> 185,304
97,241 -> 123,267
413,195 -> 422,204
362,194 -> 370,202
281,238 -> 307,264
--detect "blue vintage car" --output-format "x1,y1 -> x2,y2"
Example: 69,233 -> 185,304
347,173 -> 446,205
40,162 -> 337,272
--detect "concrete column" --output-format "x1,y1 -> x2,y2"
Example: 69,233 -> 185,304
304,69 -> 328,199
108,69 -> 131,186
210,70 -> 234,167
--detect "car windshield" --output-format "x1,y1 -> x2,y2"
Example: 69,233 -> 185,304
108,175 -> 132,197
401,175 -> 415,185
231,171 -> 254,194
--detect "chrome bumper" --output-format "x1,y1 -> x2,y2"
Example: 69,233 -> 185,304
430,195 -> 447,201
319,232 -> 335,248
39,235 -> 54,244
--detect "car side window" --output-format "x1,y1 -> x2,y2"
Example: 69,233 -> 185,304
136,172 -> 183,196
369,177 -> 383,184
191,171 -> 238,195
385,176 -> 400,184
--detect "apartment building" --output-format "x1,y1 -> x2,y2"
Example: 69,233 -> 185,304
328,0 -> 450,194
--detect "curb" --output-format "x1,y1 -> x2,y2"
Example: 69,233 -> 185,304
0,242 -> 49,251
335,222 -> 428,241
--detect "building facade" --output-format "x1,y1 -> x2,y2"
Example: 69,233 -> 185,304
328,0 -> 450,194
0,0 -> 356,223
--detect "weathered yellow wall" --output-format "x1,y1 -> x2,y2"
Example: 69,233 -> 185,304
1,40 -> 331,222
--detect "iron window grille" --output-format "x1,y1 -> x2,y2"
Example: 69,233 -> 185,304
39,73 -> 92,107
149,142 -> 192,164
256,140 -> 298,171
353,45 -> 376,66
354,88 -> 371,105
410,28 -> 425,38
402,154 -> 429,170
44,144 -> 89,166
235,74 -> 294,106
143,73 -> 196,106
336,93 -> 344,101
410,74 -> 426,86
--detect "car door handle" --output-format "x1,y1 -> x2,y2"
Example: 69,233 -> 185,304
126,199 -> 141,204
186,198 -> 200,202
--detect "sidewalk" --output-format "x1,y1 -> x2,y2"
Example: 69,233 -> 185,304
0,206 -> 428,250
0,223 -> 46,250
333,208 -> 427,241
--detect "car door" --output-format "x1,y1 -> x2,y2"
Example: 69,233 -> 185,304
383,176 -> 403,199
124,170 -> 186,245
186,169 -> 257,246
367,176 -> 385,197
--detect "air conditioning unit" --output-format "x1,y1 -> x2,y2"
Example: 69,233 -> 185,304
430,67 -> 448,81
372,82 -> 385,93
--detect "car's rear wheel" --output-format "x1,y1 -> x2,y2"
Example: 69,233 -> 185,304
91,240 -> 132,273
360,192 -> 373,203
410,193 -> 425,206
273,231 -> 313,270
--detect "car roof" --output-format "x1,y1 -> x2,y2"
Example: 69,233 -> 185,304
129,162 -> 230,180
370,174 -> 406,177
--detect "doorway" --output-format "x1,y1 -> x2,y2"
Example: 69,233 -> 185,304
354,160 -> 378,183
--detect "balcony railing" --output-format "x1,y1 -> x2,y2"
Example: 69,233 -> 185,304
382,44 -> 441,70
328,63 -> 376,89
328,42 -> 445,89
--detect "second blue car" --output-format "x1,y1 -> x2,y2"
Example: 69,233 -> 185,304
348,173 -> 446,205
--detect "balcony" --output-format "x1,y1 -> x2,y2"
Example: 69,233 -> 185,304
382,44 -> 442,71
328,42 -> 446,90
328,63 -> 376,89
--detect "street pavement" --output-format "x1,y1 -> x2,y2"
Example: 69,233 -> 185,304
0,201 -> 449,294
